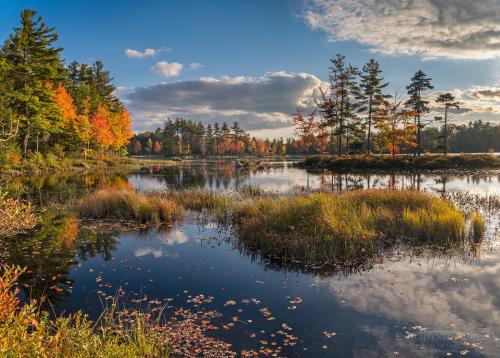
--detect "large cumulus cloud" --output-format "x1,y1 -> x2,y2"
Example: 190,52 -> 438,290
304,0 -> 500,60
126,71 -> 323,132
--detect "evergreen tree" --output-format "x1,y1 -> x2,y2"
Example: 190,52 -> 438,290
405,70 -> 434,156
358,59 -> 390,153
435,93 -> 460,155
2,9 -> 65,156
319,54 -> 361,155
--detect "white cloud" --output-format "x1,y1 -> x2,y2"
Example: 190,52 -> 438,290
190,62 -> 204,70
303,0 -> 500,60
125,48 -> 157,58
161,230 -> 188,245
430,86 -> 500,117
126,71 -> 322,133
134,247 -> 163,258
150,61 -> 184,78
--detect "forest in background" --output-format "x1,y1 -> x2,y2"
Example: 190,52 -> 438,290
130,119 -> 499,157
130,54 -> 499,158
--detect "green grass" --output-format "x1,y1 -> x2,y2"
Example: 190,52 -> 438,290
301,154 -> 500,171
75,188 -> 183,224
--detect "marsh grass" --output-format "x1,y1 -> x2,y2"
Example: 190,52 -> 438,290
471,213 -> 486,241
171,189 -> 470,263
76,188 -> 183,224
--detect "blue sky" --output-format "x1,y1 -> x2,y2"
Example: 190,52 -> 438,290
1,0 -> 499,137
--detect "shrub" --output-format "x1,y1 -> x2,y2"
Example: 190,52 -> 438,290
0,192 -> 38,238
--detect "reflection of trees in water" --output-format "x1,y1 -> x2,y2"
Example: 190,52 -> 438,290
147,159 -> 262,191
0,210 -> 118,305
311,171 -> 497,195
2,172 -> 130,205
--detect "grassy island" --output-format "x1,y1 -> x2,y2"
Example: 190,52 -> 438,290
299,154 -> 500,171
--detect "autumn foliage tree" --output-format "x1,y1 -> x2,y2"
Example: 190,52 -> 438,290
375,97 -> 417,158
0,9 -> 134,166
91,106 -> 114,153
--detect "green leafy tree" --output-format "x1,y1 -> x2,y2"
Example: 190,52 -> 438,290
405,70 -> 434,156
435,93 -> 460,155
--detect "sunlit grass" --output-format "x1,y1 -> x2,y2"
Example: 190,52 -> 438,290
215,189 -> 468,263
471,212 -> 486,241
76,188 -> 183,224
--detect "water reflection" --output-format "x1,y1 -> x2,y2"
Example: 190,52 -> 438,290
0,160 -> 498,356
1,210 -> 118,305
128,159 -> 500,195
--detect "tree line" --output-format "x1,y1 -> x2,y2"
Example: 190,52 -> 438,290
131,118 -> 498,159
292,54 -> 498,156
0,9 -> 132,166
129,118 -> 287,157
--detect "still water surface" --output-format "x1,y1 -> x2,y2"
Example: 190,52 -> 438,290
4,160 -> 500,357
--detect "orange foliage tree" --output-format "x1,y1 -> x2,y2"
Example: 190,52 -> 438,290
292,109 -> 325,154
375,98 -> 417,157
91,105 -> 115,153
110,109 -> 133,153
53,85 -> 77,126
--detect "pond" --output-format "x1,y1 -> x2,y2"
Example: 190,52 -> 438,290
2,159 -> 499,357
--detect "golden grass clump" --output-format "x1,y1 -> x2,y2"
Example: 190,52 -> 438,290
231,189 -> 466,263
0,192 -> 38,238
471,212 -> 486,241
76,188 -> 183,224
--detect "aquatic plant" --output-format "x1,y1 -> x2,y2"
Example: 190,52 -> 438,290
0,192 -> 38,238
76,188 -> 183,224
0,266 -> 235,357
471,213 -> 486,241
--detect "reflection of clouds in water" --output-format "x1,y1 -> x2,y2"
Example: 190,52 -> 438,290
318,252 -> 500,355
134,247 -> 163,258
160,230 -> 189,246
128,164 -> 500,195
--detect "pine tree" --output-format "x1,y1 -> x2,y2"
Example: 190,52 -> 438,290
405,70 -> 433,156
435,93 -> 460,155
2,9 -> 65,156
319,54 -> 361,155
358,59 -> 390,153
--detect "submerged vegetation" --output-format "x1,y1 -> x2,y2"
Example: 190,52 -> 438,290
300,154 -> 500,171
76,188 -> 183,224
0,266 -> 235,357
